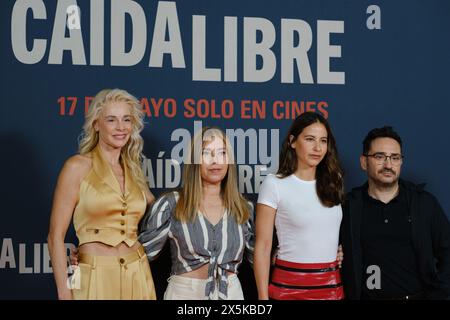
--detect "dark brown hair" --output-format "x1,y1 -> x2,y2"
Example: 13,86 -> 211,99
277,112 -> 344,207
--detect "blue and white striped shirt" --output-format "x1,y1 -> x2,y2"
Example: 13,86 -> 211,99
138,191 -> 255,300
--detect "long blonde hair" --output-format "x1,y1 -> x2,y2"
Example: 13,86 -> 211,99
78,88 -> 148,191
175,127 -> 250,224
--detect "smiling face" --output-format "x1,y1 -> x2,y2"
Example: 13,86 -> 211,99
360,137 -> 402,187
94,101 -> 132,150
290,121 -> 328,169
200,135 -> 229,185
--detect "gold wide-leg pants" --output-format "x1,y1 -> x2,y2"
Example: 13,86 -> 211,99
72,245 -> 156,300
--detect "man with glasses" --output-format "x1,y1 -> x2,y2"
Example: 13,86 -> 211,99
340,126 -> 450,300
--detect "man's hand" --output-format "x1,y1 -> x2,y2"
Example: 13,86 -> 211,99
337,245 -> 344,268
69,247 -> 79,266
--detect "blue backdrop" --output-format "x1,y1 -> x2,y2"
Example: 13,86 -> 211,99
1,0 -> 449,299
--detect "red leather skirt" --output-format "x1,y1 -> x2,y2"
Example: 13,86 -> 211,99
269,258 -> 344,300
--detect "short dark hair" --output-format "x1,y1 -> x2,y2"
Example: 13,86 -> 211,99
363,126 -> 402,154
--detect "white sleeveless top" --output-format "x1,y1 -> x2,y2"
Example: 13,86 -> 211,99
257,174 -> 342,263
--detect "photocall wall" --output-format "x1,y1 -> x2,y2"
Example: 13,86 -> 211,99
1,0 -> 449,299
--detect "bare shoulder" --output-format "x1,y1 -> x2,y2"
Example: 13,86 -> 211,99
60,154 -> 92,181
65,154 -> 92,170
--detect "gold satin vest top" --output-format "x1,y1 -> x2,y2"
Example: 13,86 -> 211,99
73,145 -> 147,247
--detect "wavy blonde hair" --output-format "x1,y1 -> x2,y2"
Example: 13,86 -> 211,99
175,126 -> 250,224
78,88 -> 148,191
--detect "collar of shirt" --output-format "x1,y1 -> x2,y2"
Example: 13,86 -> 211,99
363,184 -> 404,205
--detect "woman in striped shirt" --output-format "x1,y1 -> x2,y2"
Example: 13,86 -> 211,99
138,126 -> 255,300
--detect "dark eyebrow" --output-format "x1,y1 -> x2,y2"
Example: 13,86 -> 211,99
305,135 -> 327,139
372,152 -> 402,157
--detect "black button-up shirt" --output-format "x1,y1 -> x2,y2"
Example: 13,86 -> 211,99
360,185 -> 424,299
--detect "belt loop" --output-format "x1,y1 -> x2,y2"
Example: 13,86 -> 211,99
91,255 -> 96,270
137,246 -> 145,259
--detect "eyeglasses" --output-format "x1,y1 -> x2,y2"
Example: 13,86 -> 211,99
364,153 -> 404,165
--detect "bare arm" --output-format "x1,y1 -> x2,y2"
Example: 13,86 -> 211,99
143,186 -> 155,206
47,156 -> 89,300
253,204 -> 276,300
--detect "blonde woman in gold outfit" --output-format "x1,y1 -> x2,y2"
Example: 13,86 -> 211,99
48,89 -> 156,300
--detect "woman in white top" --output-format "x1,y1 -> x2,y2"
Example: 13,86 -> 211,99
254,111 -> 345,300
